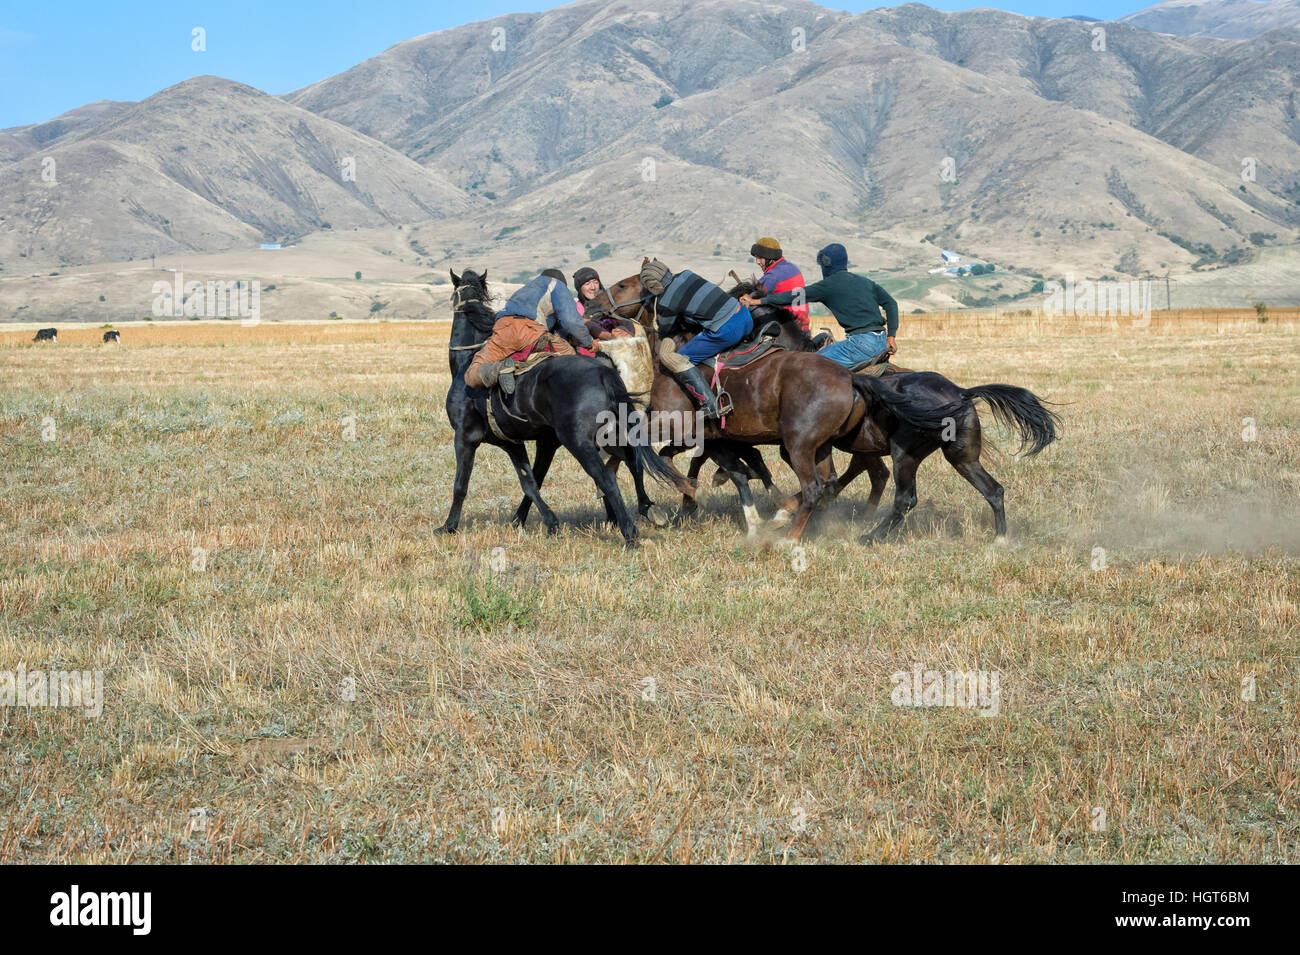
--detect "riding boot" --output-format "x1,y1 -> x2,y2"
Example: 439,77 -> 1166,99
673,364 -> 722,420
476,359 -> 516,395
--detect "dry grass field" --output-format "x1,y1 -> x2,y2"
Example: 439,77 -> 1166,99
1,310 -> 1297,863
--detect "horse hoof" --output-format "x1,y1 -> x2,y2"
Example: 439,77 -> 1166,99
994,535 -> 1008,547
623,537 -> 639,550
645,505 -> 669,527
770,509 -> 792,528
439,524 -> 457,535
857,534 -> 875,547
545,523 -> 560,537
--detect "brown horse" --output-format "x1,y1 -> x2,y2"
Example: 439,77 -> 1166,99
602,268 -> 1061,542
595,267 -> 878,542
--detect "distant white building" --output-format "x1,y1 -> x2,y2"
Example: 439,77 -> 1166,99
259,243 -> 282,250
941,250 -> 960,265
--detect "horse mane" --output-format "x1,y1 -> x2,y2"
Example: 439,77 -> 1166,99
726,279 -> 815,348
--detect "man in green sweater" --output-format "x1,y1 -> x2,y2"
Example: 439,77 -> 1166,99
741,243 -> 898,368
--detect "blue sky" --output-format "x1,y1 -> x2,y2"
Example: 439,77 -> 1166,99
1,0 -> 1154,129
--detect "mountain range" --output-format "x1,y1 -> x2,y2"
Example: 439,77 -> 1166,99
1122,0 -> 1300,38
2,0 -> 1298,294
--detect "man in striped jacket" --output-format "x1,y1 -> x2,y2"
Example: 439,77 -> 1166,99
640,258 -> 754,420
751,236 -> 809,331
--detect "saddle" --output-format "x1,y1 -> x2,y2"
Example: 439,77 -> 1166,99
846,347 -> 895,376
715,321 -> 785,369
471,350 -> 557,442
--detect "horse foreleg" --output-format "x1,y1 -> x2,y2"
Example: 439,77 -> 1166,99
862,447 -> 923,543
659,443 -> 700,514
619,445 -> 668,527
512,435 -> 558,527
708,444 -> 764,538
441,433 -> 479,534
502,441 -> 560,536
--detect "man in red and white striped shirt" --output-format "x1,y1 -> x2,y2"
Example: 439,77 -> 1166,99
751,237 -> 809,331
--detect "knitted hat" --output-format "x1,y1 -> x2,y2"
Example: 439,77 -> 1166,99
750,237 -> 783,260
640,259 -> 672,296
572,267 -> 601,293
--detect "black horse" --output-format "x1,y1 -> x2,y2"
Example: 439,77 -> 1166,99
846,371 -> 1060,540
442,269 -> 687,547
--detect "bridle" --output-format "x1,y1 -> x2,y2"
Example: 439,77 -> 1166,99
594,284 -> 658,331
449,281 -> 496,350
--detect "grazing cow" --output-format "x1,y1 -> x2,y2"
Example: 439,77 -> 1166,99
103,330 -> 120,343
33,327 -> 57,342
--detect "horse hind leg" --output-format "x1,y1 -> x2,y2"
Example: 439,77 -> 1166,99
780,442 -> 830,543
943,445 -> 1006,539
573,442 -> 639,546
863,455 -> 890,523
771,445 -> 798,527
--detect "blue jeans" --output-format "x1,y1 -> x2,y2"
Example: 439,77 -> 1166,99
678,307 -> 753,364
817,330 -> 888,368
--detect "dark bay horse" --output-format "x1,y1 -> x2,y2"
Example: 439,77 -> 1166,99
441,268 -> 687,547
602,269 -> 1061,542
596,268 -> 874,542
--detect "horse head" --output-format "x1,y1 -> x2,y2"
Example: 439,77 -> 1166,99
601,272 -> 656,335
449,267 -> 497,344
726,279 -> 816,352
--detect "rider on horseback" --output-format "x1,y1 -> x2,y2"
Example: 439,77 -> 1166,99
741,243 -> 898,369
640,258 -> 754,420
751,236 -> 810,331
466,268 -> 596,394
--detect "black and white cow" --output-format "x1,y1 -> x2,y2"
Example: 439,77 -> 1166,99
33,327 -> 57,342
103,330 -> 120,343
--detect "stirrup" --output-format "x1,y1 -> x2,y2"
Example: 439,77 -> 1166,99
715,389 -> 734,416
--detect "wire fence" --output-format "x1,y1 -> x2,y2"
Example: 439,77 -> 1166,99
864,305 -> 1300,339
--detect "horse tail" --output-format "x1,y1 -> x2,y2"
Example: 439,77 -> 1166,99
852,375 -> 1060,457
600,369 -> 690,493
961,385 -> 1061,457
